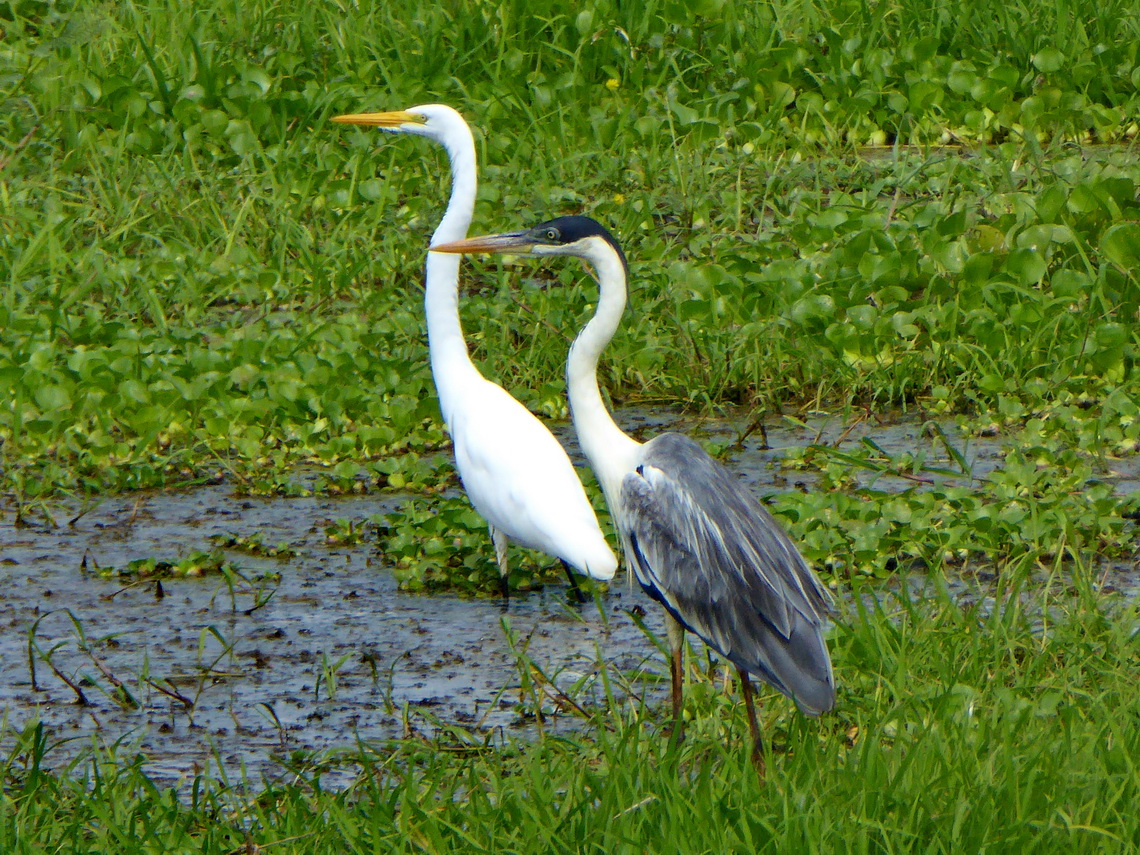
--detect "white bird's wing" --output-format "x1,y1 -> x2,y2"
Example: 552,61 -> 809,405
449,381 -> 617,580
619,432 -> 834,713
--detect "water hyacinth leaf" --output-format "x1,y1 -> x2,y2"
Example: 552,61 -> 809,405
687,119 -> 722,143
1050,269 -> 1092,299
1100,224 -> 1140,271
240,66 -> 272,95
1095,322 -> 1128,350
1031,48 -> 1066,73
789,294 -> 837,328
813,208 -> 848,230
1004,248 -> 1047,285
118,379 -> 150,404
34,384 -> 73,412
768,80 -> 796,107
890,311 -> 921,339
1016,224 -> 1073,252
1035,184 -> 1068,222
973,225 -> 1005,251
669,100 -> 700,125
846,304 -> 877,330
947,62 -> 978,95
962,252 -> 994,287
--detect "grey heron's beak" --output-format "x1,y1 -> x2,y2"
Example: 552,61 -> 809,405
331,110 -> 424,128
430,232 -> 536,256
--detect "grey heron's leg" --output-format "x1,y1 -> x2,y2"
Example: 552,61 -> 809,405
666,614 -> 686,744
491,526 -> 510,600
559,560 -> 586,604
737,666 -> 765,775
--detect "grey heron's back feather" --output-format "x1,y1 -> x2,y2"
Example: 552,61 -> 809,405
619,433 -> 835,715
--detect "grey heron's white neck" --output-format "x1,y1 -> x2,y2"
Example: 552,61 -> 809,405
424,123 -> 481,421
566,237 -> 641,505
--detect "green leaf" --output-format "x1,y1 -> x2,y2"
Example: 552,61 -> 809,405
962,252 -> 994,287
34,384 -> 72,412
1100,224 -> 1140,271
947,62 -> 978,95
1094,323 -> 1128,349
1032,49 -> 1065,73
1050,269 -> 1091,299
1004,248 -> 1047,285
669,101 -> 699,125
1016,224 -> 1073,251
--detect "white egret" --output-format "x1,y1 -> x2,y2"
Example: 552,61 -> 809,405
433,215 -> 835,767
332,109 -> 617,596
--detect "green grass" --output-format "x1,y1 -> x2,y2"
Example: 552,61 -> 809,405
2,0 -> 1140,846
4,575 -> 1139,853
3,0 -> 1140,503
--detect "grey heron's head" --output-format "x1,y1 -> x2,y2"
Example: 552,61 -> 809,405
430,215 -> 628,275
331,103 -> 468,145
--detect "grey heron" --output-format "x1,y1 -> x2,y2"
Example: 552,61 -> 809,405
432,215 -> 835,767
331,109 -> 617,596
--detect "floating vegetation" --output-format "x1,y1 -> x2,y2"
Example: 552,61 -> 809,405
209,532 -> 298,559
379,498 -> 574,595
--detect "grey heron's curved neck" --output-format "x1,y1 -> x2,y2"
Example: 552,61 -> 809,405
566,237 -> 642,501
424,124 -> 481,413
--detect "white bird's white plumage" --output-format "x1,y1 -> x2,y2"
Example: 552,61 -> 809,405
333,107 -> 616,585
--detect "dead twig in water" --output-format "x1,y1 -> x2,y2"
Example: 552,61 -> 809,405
68,495 -> 103,527
27,616 -> 90,706
834,411 -> 868,446
730,414 -> 770,452
83,647 -> 139,709
148,678 -> 194,709
28,611 -> 91,706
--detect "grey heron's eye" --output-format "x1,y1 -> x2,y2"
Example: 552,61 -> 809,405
544,228 -> 559,241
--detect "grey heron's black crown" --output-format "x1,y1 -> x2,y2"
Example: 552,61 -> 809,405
534,216 -> 628,275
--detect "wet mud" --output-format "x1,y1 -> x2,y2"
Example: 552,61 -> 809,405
1,482 -> 669,787
1,410 -> 1135,786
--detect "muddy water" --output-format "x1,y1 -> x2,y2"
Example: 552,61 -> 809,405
0,410 -> 1134,786
0,482 -> 671,787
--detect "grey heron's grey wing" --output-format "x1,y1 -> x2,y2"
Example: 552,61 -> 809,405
628,434 -> 831,626
620,433 -> 834,713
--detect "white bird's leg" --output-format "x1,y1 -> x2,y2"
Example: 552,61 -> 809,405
737,666 -> 765,776
666,614 -> 686,744
559,560 -> 586,603
491,526 -> 510,600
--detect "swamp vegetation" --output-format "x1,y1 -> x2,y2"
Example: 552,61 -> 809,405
2,0 -> 1140,850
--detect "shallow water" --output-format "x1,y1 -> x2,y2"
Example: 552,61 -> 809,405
1,409 -> 1135,786
1,482 -> 669,787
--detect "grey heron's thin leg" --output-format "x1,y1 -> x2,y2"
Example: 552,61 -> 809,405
666,615 -> 686,744
491,526 -> 510,600
559,560 -> 586,604
737,666 -> 765,776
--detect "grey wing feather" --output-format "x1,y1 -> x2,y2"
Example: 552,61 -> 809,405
620,433 -> 835,714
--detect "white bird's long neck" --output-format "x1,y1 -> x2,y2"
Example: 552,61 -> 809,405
566,247 -> 642,506
425,128 -> 482,420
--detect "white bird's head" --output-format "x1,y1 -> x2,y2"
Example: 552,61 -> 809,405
331,103 -> 468,145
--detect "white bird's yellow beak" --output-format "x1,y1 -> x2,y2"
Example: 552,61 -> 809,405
331,110 -> 425,127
